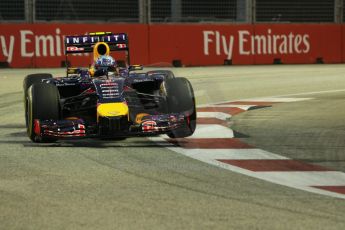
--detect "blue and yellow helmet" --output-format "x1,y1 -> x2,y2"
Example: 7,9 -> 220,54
95,55 -> 116,69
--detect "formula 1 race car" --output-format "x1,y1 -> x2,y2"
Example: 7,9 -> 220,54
23,32 -> 196,143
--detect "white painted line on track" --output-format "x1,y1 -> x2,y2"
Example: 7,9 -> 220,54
197,112 -> 231,120
237,97 -> 313,103
150,136 -> 345,199
197,88 -> 345,108
212,159 -> 345,199
188,124 -> 234,138
256,171 -> 345,187
197,97 -> 313,108
274,88 -> 345,98
150,96 -> 345,199
210,105 -> 255,110
167,148 -> 289,160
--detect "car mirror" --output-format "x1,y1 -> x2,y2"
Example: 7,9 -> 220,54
128,65 -> 143,72
67,67 -> 79,75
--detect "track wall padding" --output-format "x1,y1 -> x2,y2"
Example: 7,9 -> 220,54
0,23 -> 343,67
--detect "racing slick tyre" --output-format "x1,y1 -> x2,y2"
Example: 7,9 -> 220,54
23,73 -> 53,118
147,70 -> 175,80
165,77 -> 196,138
23,73 -> 53,97
26,83 -> 60,143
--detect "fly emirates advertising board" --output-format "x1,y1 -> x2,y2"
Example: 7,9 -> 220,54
0,24 -> 342,67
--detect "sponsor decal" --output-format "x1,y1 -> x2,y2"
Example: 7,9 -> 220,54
203,29 -> 311,60
0,24 -> 342,66
142,120 -> 157,132
65,33 -> 127,45
116,43 -> 127,48
66,46 -> 84,51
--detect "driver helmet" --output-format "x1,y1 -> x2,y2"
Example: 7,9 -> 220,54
92,55 -> 117,77
95,55 -> 116,69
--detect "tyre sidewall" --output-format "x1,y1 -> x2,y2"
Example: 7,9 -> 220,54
27,83 -> 60,142
165,78 -> 196,138
24,73 -> 53,126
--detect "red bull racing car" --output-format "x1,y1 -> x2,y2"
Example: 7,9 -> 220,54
23,32 -> 196,143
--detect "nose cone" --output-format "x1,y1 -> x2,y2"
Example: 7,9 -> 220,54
97,102 -> 129,118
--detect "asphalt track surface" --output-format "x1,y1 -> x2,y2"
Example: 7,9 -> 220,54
1,65 -> 345,229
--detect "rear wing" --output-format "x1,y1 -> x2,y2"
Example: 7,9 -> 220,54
65,32 -> 129,54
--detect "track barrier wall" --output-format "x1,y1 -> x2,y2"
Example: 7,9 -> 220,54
0,23 -> 343,67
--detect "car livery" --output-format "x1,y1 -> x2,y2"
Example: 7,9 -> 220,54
23,32 -> 196,143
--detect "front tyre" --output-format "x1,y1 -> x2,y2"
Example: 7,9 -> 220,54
147,70 -> 175,80
23,73 -> 53,94
165,78 -> 196,138
23,73 -> 53,125
26,83 -> 60,143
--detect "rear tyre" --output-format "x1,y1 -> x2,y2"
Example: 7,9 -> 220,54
26,83 -> 60,143
164,78 -> 196,138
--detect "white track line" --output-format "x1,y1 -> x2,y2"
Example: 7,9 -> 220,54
273,88 -> 345,97
210,105 -> 255,110
165,148 -> 289,160
197,97 -> 313,108
256,171 -> 345,187
236,97 -> 313,103
210,158 -> 345,199
150,97 -> 345,199
197,112 -> 231,120
188,124 -> 234,138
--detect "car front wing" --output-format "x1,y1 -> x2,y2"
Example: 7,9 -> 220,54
33,113 -> 187,139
